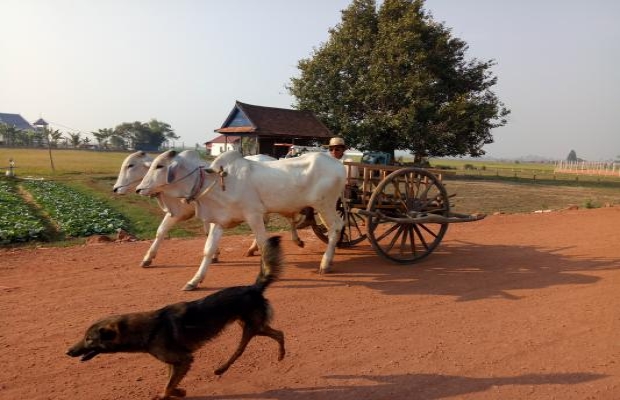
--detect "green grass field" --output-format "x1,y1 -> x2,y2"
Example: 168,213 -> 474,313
0,148 -> 128,177
1,148 -> 619,247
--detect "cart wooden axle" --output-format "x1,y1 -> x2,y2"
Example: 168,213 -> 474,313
350,208 -> 486,224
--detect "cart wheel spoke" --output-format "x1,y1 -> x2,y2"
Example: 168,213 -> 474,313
367,167 -> 449,264
412,224 -> 430,250
373,220 -> 401,243
311,198 -> 367,248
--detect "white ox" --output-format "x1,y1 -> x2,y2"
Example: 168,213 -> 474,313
112,151 -> 304,268
136,150 -> 345,290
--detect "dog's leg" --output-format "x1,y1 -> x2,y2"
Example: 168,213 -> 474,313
258,325 -> 286,361
214,328 -> 254,375
155,356 -> 192,400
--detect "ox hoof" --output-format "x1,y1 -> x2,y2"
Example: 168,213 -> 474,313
141,260 -> 152,268
244,251 -> 257,257
296,240 -> 305,248
318,266 -> 333,275
182,283 -> 198,291
211,257 -> 219,263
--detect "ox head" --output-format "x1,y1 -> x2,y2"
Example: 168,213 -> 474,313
112,151 -> 152,194
136,150 -> 209,199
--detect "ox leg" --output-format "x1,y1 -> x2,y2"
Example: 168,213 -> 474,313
141,213 -> 178,267
204,222 -> 221,263
245,215 -> 269,262
289,218 -> 304,248
183,224 -> 224,291
244,215 -> 271,257
316,207 -> 344,274
245,239 -> 259,257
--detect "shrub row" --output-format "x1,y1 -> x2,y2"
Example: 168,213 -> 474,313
0,180 -> 46,244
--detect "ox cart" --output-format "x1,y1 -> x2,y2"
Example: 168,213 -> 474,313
310,161 -> 485,264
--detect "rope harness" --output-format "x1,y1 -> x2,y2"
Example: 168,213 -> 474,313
185,166 -> 227,203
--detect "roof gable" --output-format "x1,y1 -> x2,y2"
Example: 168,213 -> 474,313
33,118 -> 48,126
226,108 -> 254,128
0,113 -> 34,131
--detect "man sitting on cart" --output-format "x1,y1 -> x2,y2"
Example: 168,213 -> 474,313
296,137 -> 358,229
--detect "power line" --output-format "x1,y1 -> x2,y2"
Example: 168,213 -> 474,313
46,120 -> 90,135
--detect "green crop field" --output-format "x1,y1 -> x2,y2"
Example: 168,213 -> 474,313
1,148 -> 619,247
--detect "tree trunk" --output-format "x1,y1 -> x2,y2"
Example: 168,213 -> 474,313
47,138 -> 56,173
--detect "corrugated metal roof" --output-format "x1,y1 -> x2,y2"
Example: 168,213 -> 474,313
0,113 -> 35,131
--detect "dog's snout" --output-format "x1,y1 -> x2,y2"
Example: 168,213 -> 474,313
66,346 -> 80,357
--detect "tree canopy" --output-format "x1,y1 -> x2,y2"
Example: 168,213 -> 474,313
92,119 -> 178,151
288,0 -> 510,161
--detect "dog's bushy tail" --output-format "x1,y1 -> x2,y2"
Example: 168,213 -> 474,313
255,236 -> 283,291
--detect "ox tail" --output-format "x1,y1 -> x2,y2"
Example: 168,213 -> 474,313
254,236 -> 283,292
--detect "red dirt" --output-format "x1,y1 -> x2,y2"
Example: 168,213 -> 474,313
1,207 -> 620,400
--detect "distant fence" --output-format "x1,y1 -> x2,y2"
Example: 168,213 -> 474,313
554,161 -> 620,176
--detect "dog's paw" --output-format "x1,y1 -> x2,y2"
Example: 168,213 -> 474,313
214,366 -> 229,375
153,387 -> 186,399
170,388 -> 186,398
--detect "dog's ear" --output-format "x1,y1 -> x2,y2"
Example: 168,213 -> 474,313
98,326 -> 117,341
167,161 -> 179,184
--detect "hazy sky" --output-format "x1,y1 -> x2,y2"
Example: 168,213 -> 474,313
1,1 -> 619,160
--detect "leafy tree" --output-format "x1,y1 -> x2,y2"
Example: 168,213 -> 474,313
288,0 -> 510,162
47,129 -> 63,147
92,128 -> 114,148
147,119 -> 179,145
0,123 -> 19,146
567,149 -> 578,162
67,132 -> 82,148
109,133 -> 127,150
113,119 -> 177,151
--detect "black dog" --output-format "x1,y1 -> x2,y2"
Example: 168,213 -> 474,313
67,236 -> 285,399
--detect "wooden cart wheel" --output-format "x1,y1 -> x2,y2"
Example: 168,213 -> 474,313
366,167 -> 450,264
311,198 -> 367,248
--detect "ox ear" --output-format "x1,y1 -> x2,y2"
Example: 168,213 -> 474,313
167,161 -> 179,184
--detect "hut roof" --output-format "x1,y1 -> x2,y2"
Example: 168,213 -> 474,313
215,101 -> 331,139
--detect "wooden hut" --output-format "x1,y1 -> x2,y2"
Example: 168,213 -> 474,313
207,101 -> 332,159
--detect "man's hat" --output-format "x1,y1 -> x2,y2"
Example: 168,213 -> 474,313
329,137 -> 346,147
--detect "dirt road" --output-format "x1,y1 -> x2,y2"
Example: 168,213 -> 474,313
1,207 -> 619,399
